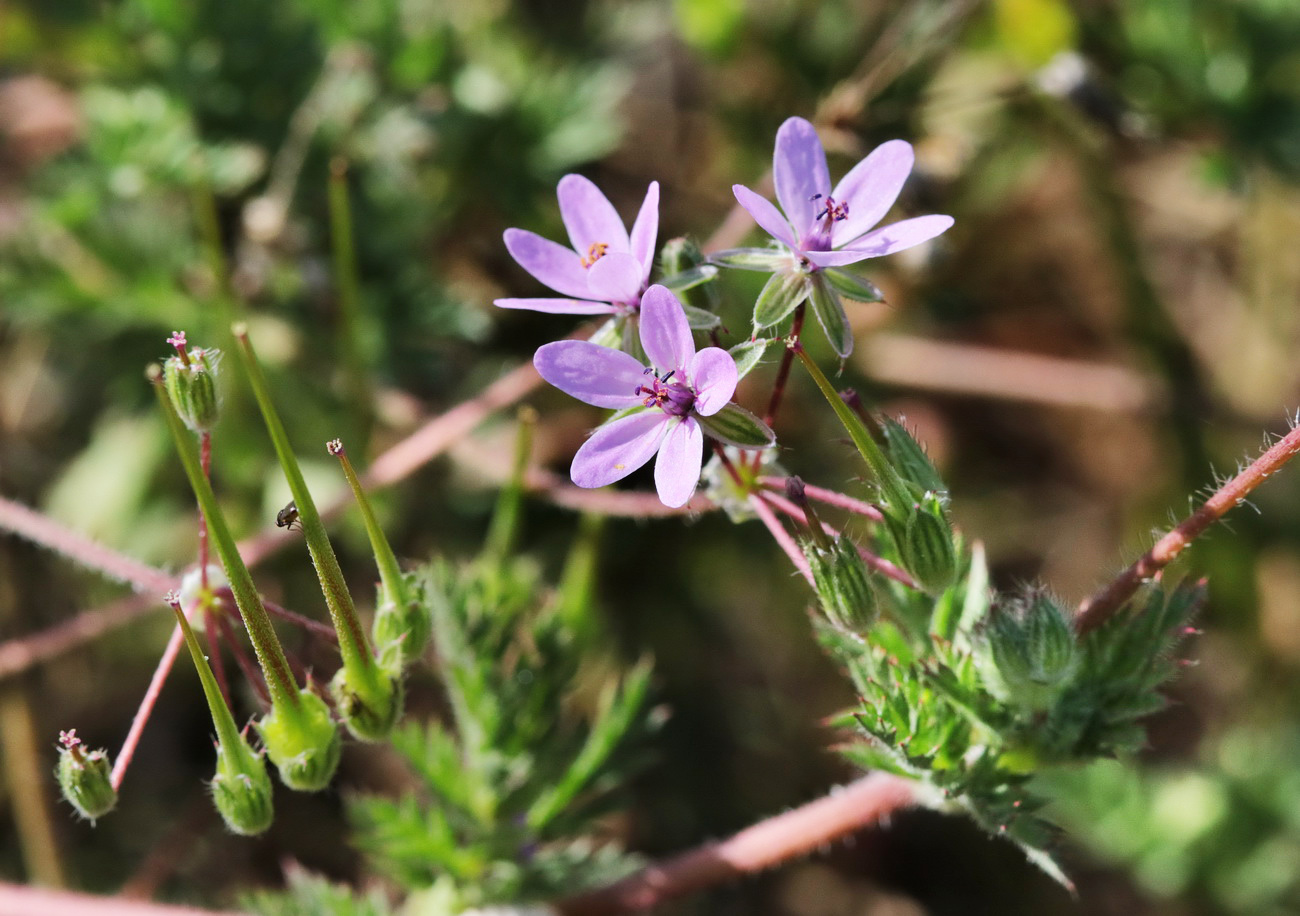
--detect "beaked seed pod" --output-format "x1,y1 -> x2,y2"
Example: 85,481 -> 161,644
804,535 -> 879,633
256,690 -> 341,792
56,730 -> 117,822
210,736 -> 274,836
163,345 -> 223,432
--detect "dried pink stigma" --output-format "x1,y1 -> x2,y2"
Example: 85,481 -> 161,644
166,331 -> 191,364
163,590 -> 182,609
634,368 -> 695,417
579,241 -> 609,269
59,729 -> 82,750
326,438 -> 345,456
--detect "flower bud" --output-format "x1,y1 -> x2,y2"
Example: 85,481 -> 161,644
660,236 -> 705,277
210,734 -> 274,836
256,690 -> 341,791
893,495 -> 957,594
803,534 -> 879,632
977,592 -> 1080,711
163,335 -> 222,433
880,418 -> 945,497
331,663 -> 403,742
55,730 -> 116,822
372,574 -> 432,666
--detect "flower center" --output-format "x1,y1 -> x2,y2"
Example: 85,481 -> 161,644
804,193 -> 849,250
635,368 -> 695,416
580,241 -> 609,268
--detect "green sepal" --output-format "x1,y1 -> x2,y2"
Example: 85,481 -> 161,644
680,302 -> 721,329
659,264 -> 720,294
881,417 -> 946,496
809,272 -> 852,357
824,267 -> 884,302
890,496 -> 958,595
709,247 -> 792,271
163,346 -> 222,433
211,736 -> 274,836
804,535 -> 879,632
753,270 -> 812,329
331,662 -> 403,743
589,317 -> 622,349
728,338 -> 774,381
257,689 -> 342,791
56,743 -> 117,822
695,403 -> 776,449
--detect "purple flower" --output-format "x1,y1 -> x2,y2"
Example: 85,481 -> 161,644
732,117 -> 952,269
533,285 -> 737,508
496,175 -> 659,316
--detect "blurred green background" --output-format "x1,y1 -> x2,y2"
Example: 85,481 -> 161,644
5,0 -> 1300,913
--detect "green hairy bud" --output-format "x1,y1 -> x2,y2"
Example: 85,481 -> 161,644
880,417 -> 946,497
804,534 -> 878,633
256,690 -> 341,791
978,591 -> 1080,711
372,573 -> 432,666
893,494 -> 957,594
162,332 -> 222,432
56,730 -> 117,822
331,662 -> 403,742
210,734 -> 274,836
660,236 -> 704,276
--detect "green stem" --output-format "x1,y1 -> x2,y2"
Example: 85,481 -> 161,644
151,370 -> 298,708
557,512 -> 605,642
484,408 -> 536,567
330,440 -> 406,611
328,157 -> 372,440
190,173 -> 237,334
231,328 -> 375,681
794,346 -> 911,513
167,600 -> 246,758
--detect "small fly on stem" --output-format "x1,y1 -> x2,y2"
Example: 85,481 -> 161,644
275,501 -> 301,531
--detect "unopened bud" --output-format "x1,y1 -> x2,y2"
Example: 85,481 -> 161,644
659,236 -> 705,277
331,663 -> 402,742
373,573 -> 432,665
880,418 -> 945,496
256,690 -> 341,791
55,729 -> 117,822
163,334 -> 222,432
803,535 -> 878,632
977,591 -> 1079,710
893,495 -> 957,594
210,734 -> 274,835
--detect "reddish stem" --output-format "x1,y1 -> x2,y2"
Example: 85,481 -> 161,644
553,773 -> 917,914
759,476 -> 883,521
712,442 -> 746,488
760,491 -> 917,589
110,624 -> 185,791
214,614 -> 270,708
202,607 -> 231,709
214,588 -> 337,642
749,494 -> 812,584
1076,422 -> 1300,634
763,304 -> 806,430
0,882 -> 239,915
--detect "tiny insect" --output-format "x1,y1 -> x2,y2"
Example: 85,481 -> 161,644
276,500 -> 301,531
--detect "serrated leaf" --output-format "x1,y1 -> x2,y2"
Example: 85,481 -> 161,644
824,266 -> 884,302
660,264 -> 719,292
695,402 -> 776,449
752,270 -> 811,329
728,338 -> 775,380
709,247 -> 792,271
809,272 -> 853,357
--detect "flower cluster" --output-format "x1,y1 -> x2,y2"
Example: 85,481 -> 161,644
498,116 -> 953,506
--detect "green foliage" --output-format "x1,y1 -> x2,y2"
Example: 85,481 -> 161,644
244,864 -> 395,916
347,558 -> 654,907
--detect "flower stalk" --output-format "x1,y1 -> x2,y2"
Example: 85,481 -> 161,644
233,327 -> 397,740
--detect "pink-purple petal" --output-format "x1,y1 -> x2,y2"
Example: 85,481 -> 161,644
732,184 -> 800,251
773,117 -> 831,242
840,214 -> 954,259
504,228 -> 592,299
654,417 -> 704,508
571,411 -> 669,489
688,347 -> 738,417
629,181 -> 660,288
557,174 -> 630,257
639,285 -> 695,373
586,252 -> 644,305
830,139 -> 915,245
534,340 -> 647,409
494,297 -> 616,315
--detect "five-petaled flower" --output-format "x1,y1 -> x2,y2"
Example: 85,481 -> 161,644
534,285 -> 737,508
496,175 -> 659,316
732,117 -> 952,269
